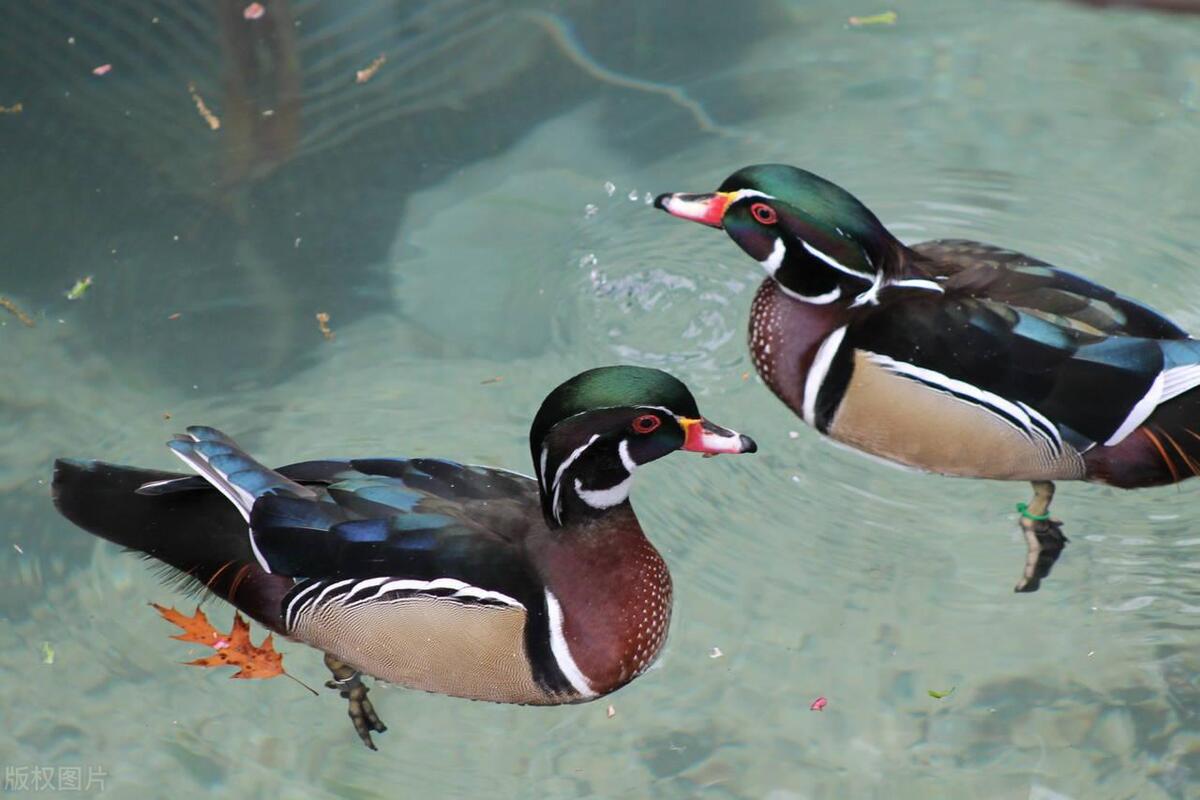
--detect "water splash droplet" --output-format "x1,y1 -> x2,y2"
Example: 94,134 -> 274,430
627,189 -> 639,202
604,181 -> 616,196
579,253 -> 598,269
584,203 -> 598,218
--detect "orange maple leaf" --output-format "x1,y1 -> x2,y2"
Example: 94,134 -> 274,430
152,603 -> 285,680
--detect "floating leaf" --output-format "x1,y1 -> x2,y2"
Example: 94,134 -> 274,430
66,276 -> 93,300
928,687 -> 956,699
848,11 -> 897,26
152,603 -> 285,679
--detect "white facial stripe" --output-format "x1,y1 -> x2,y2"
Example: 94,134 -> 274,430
545,590 -> 597,697
803,326 -> 848,426
761,237 -> 785,274
850,269 -> 886,308
780,283 -> 841,304
574,475 -> 633,509
800,240 -> 874,282
551,434 -> 600,522
618,439 -> 638,473
539,446 -> 550,489
888,278 -> 944,294
731,189 -> 775,202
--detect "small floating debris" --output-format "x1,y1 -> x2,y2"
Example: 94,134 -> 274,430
356,54 -> 386,84
13,543 -> 24,555
162,412 -> 172,421
848,11 -> 897,26
243,2 -> 265,20
167,312 -> 181,320
187,83 -> 221,131
927,687 -> 955,700
810,696 -> 827,711
41,641 -> 55,665
480,376 -> 503,385
709,646 -> 723,659
66,275 -> 93,300
606,704 -> 616,719
0,103 -> 22,114
0,296 -> 34,327
92,64 -> 112,76
315,311 -> 334,341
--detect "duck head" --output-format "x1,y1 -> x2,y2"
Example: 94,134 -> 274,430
655,164 -> 939,306
530,366 -> 756,527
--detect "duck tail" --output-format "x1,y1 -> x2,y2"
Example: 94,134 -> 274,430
51,458 -> 291,630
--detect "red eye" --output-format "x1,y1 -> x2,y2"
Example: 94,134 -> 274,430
631,414 -> 661,434
751,202 -> 777,225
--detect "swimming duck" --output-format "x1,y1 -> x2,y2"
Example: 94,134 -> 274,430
656,164 -> 1200,592
52,366 -> 756,748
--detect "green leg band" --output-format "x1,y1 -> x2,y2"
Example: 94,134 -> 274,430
1016,502 -> 1050,522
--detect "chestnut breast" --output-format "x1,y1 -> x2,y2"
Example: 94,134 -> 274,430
536,509 -> 672,695
748,279 -> 846,416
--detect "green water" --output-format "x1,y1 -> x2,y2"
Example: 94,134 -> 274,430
4,1 -> 1200,797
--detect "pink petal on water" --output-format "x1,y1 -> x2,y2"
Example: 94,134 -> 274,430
243,3 -> 265,20
809,696 -> 827,711
92,64 -> 112,76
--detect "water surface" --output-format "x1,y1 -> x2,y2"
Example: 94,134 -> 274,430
3,1 -> 1200,797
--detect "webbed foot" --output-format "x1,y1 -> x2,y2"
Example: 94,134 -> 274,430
324,653 -> 387,750
1013,480 -> 1068,593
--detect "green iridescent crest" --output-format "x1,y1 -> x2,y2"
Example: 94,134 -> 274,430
530,366 -> 699,447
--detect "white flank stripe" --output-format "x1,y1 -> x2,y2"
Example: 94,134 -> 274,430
1017,401 -> 1064,453
344,577 -> 523,609
342,576 -> 390,603
574,475 -> 633,509
868,353 -> 1046,445
803,326 -> 848,426
1105,372 -> 1164,446
544,590 -> 597,697
314,578 -> 357,607
285,580 -> 326,627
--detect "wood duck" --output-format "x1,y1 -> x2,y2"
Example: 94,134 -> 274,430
51,366 -> 756,749
655,164 -> 1200,593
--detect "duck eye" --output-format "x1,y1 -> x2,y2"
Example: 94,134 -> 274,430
631,414 -> 661,434
751,202 -> 777,225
